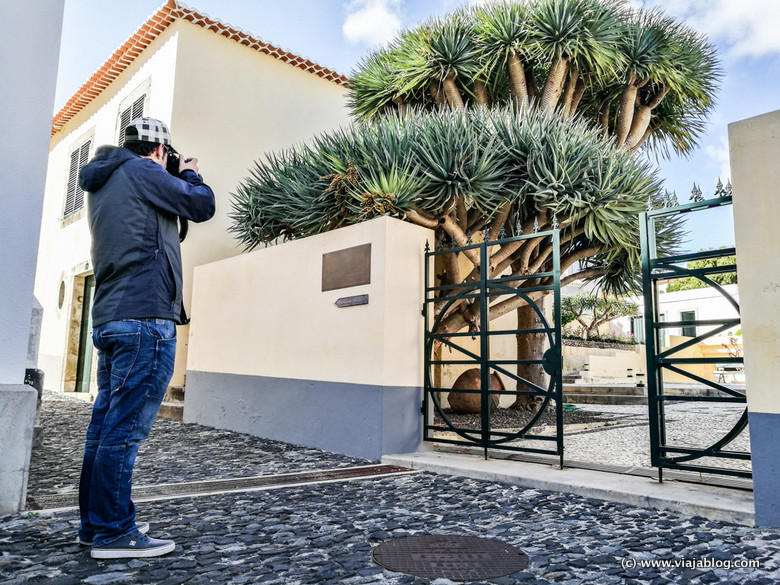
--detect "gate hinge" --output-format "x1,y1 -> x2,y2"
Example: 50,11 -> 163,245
420,400 -> 425,414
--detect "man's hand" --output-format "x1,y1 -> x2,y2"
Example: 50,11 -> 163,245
179,157 -> 200,175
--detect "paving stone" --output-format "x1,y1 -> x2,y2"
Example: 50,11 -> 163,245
2,392 -> 778,585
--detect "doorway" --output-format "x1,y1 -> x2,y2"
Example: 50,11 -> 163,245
74,275 -> 95,393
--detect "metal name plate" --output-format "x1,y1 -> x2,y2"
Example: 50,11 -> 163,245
335,294 -> 369,308
322,243 -> 371,291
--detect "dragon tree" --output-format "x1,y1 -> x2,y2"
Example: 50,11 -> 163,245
230,0 -> 719,410
349,0 -> 720,157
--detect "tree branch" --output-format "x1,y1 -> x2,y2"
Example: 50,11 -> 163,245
440,214 -> 480,265
625,86 -> 670,150
405,206 -> 439,229
489,215 -> 538,272
456,196 -> 468,229
615,77 -> 639,147
561,266 -> 605,287
473,79 -> 488,105
560,245 -> 603,274
487,202 -> 512,243
429,80 -> 447,106
560,67 -> 579,117
527,225 -> 587,273
569,78 -> 587,115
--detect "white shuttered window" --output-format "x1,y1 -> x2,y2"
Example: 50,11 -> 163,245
64,139 -> 91,219
118,95 -> 146,146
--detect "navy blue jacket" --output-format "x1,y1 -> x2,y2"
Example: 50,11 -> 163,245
80,146 -> 215,326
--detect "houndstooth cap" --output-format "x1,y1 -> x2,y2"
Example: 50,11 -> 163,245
124,117 -> 173,147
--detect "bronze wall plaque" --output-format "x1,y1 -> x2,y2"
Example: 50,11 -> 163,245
322,243 -> 371,291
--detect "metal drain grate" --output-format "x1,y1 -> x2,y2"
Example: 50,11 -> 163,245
26,464 -> 413,510
372,534 -> 530,581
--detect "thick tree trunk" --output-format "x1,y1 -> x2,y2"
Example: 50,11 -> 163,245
623,105 -> 652,151
615,76 -> 644,147
443,75 -> 465,109
473,79 -> 488,105
509,303 -> 545,411
540,56 -> 569,111
507,52 -> 528,105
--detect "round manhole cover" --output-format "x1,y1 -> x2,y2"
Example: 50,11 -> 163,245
372,534 -> 530,581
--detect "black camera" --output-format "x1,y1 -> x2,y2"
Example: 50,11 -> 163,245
165,149 -> 189,242
166,150 -> 181,178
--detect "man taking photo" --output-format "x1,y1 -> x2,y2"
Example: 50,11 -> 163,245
77,118 -> 215,559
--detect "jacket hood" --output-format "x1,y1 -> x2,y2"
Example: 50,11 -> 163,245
79,145 -> 138,192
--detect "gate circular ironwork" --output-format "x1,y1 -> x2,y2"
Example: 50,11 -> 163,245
426,284 -> 559,444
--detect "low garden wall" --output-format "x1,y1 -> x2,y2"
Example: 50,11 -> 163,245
184,216 -> 432,460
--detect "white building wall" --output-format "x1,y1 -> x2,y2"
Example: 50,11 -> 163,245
35,28 -> 180,393
649,284 -> 740,343
35,18 -> 351,393
0,0 -> 65,513
1,2 -> 65,383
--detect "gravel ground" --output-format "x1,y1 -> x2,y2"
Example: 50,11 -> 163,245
563,402 -> 751,471
434,400 -> 751,472
434,406 -> 608,431
3,474 -> 779,585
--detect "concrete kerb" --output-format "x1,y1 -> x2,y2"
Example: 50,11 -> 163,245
382,450 -> 755,527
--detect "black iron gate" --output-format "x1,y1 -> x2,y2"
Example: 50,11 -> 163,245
640,196 -> 750,481
423,230 -> 563,465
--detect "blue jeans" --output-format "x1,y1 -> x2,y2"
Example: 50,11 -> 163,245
78,318 -> 176,547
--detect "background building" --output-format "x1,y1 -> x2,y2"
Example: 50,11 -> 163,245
34,1 -> 352,398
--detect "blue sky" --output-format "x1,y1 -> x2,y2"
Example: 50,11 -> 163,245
55,0 -> 780,252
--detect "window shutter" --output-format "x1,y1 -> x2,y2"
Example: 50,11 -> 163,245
132,95 -> 144,119
119,108 -> 131,144
64,150 -> 79,217
118,94 -> 146,146
64,139 -> 92,219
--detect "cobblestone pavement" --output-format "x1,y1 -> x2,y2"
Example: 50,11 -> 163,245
1,393 -> 778,585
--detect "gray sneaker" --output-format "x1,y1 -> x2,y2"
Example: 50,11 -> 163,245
78,521 -> 149,546
91,529 -> 175,559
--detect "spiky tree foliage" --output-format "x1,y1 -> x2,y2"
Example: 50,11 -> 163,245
231,106 -> 681,335
348,0 -> 720,158
562,294 -> 638,339
232,0 -> 717,409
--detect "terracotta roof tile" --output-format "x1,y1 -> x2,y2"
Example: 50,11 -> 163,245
52,0 -> 349,136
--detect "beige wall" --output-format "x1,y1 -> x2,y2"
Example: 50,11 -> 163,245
184,216 -> 430,459
187,217 -> 431,388
168,22 -> 351,385
170,21 -> 351,281
729,109 -> 780,415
